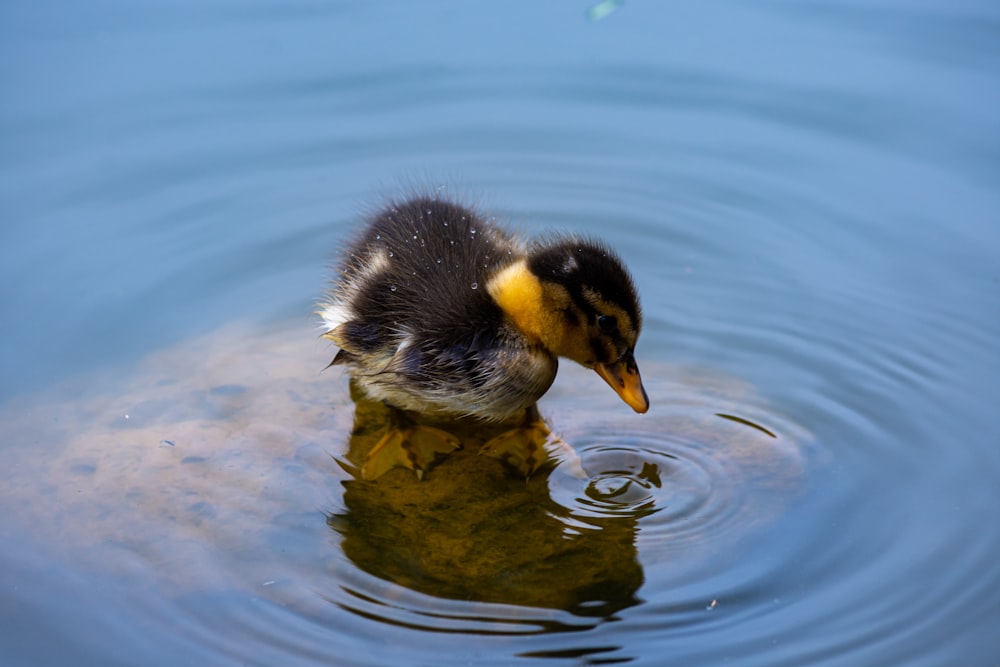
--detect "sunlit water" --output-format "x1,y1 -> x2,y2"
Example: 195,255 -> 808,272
2,1 -> 999,665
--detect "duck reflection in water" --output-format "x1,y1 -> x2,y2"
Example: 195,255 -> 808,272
327,380 -> 649,617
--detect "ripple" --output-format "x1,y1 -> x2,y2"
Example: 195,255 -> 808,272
546,422 -> 787,560
326,571 -> 600,636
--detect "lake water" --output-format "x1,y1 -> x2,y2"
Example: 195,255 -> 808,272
2,1 -> 998,665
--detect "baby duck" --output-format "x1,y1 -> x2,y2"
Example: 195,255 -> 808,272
321,195 -> 648,479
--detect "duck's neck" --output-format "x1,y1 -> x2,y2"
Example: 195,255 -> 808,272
487,260 -> 567,353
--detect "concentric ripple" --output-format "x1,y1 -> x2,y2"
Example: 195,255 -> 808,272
546,426 -> 796,564
553,434 -> 713,525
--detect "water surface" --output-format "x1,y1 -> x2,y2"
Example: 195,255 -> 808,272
2,1 -> 998,665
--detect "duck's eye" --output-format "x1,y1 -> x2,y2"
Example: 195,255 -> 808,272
597,315 -> 617,334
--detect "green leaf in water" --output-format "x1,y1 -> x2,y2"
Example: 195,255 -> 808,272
586,0 -> 624,22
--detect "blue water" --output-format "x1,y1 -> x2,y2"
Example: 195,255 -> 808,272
2,1 -> 999,665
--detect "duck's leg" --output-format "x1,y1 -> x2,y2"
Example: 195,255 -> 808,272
479,405 -> 584,478
362,407 -> 462,480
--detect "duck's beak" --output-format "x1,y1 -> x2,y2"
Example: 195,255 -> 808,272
595,350 -> 649,414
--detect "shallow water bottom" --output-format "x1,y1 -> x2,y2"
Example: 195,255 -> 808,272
0,322 -> 810,665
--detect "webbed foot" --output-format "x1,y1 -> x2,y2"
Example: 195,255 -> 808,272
479,405 -> 585,478
362,409 -> 461,480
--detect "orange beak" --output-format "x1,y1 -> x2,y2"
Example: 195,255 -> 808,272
594,350 -> 649,414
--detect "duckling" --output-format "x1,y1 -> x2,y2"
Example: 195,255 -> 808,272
320,195 -> 648,479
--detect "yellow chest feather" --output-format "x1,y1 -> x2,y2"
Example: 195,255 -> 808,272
487,260 -> 568,350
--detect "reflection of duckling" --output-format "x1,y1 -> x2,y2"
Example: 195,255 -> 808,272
320,195 -> 648,479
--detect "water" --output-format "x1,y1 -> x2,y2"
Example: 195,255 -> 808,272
2,1 -> 999,665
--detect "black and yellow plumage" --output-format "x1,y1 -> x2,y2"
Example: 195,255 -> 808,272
321,195 -> 647,478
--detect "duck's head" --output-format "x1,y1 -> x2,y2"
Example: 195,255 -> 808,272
488,239 -> 649,413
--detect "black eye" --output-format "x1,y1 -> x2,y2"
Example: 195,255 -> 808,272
597,315 -> 617,334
